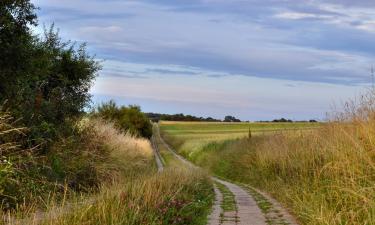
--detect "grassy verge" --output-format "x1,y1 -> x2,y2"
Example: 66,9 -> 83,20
160,97 -> 375,225
39,168 -> 212,225
4,119 -> 213,225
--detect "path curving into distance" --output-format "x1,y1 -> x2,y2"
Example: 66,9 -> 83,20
153,124 -> 299,225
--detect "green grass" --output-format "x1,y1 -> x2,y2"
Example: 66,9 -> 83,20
6,120 -> 214,225
240,184 -> 289,225
160,121 -> 319,162
160,115 -> 375,225
215,182 -> 236,212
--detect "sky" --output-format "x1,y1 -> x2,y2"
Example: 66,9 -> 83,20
31,0 -> 375,121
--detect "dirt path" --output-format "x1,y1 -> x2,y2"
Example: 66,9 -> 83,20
151,134 -> 164,172
155,124 -> 299,225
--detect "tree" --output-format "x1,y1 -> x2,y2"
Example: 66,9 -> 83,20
0,0 -> 37,106
0,1 -> 101,150
224,115 -> 241,122
95,102 -> 153,139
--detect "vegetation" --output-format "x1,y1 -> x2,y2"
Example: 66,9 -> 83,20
223,115 -> 241,122
146,113 -> 220,122
94,100 -> 152,138
215,182 -> 236,213
40,169 -> 213,225
160,121 -> 320,161
1,1 -> 100,150
0,0 -> 106,210
1,2 -> 213,225
12,120 -> 209,225
160,93 -> 375,225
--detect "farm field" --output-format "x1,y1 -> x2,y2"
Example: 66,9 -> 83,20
160,117 -> 375,225
160,121 -> 320,159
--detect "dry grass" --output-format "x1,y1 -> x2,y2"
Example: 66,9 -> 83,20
3,118 -> 155,224
85,118 -> 154,180
37,168 -> 212,225
5,118 -> 213,225
160,92 -> 375,225
247,94 -> 375,224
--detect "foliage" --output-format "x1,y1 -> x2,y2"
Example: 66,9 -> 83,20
94,100 -> 153,138
37,169 -> 212,225
0,0 -> 103,208
223,115 -> 241,122
146,112 -> 221,122
272,118 -> 293,122
1,1 -> 101,150
161,93 -> 375,225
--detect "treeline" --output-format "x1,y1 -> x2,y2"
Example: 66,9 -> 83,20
258,118 -> 318,123
147,113 -> 318,123
0,0 -> 151,210
147,113 -> 221,122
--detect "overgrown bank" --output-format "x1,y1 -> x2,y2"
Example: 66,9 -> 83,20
1,1 -> 214,224
160,95 -> 375,225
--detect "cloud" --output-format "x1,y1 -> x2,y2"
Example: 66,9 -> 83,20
29,0 -> 375,119
32,0 -> 375,86
91,65 -> 365,120
275,12 -> 333,20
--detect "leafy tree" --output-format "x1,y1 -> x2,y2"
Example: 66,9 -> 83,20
146,113 -> 221,122
272,118 -> 293,123
0,0 -> 101,149
0,0 -> 103,207
0,0 -> 37,106
224,115 -> 241,122
95,101 -> 152,138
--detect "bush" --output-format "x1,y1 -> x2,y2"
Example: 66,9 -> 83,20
1,1 -> 101,150
94,100 -> 153,138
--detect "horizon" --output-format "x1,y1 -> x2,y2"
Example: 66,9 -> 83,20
32,0 -> 375,121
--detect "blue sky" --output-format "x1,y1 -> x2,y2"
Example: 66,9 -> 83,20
31,0 -> 375,120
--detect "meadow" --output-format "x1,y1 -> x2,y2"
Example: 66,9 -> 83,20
160,121 -> 320,160
160,105 -> 375,225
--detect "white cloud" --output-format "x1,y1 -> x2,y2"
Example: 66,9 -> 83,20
275,12 -> 333,20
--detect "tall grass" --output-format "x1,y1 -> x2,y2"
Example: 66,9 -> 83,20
38,168 -> 212,225
161,92 -> 375,225
6,119 -> 213,225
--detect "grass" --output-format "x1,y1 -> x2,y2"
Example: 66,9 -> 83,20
38,168 -> 213,225
159,100 -> 375,225
4,119 -> 214,225
215,182 -> 236,212
240,184 -> 289,225
160,121 -> 318,163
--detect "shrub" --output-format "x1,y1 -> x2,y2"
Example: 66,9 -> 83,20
94,100 -> 153,139
1,1 -> 101,151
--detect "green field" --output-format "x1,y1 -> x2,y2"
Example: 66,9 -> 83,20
160,117 -> 375,225
160,121 -> 320,159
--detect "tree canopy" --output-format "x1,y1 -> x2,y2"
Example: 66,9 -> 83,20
0,1 -> 101,150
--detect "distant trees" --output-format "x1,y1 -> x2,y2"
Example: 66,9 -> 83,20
272,118 -> 293,123
224,115 -> 241,122
258,118 -> 319,123
95,101 -> 153,138
146,113 -> 221,122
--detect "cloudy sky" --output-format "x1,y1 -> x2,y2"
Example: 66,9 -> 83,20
31,0 -> 375,120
